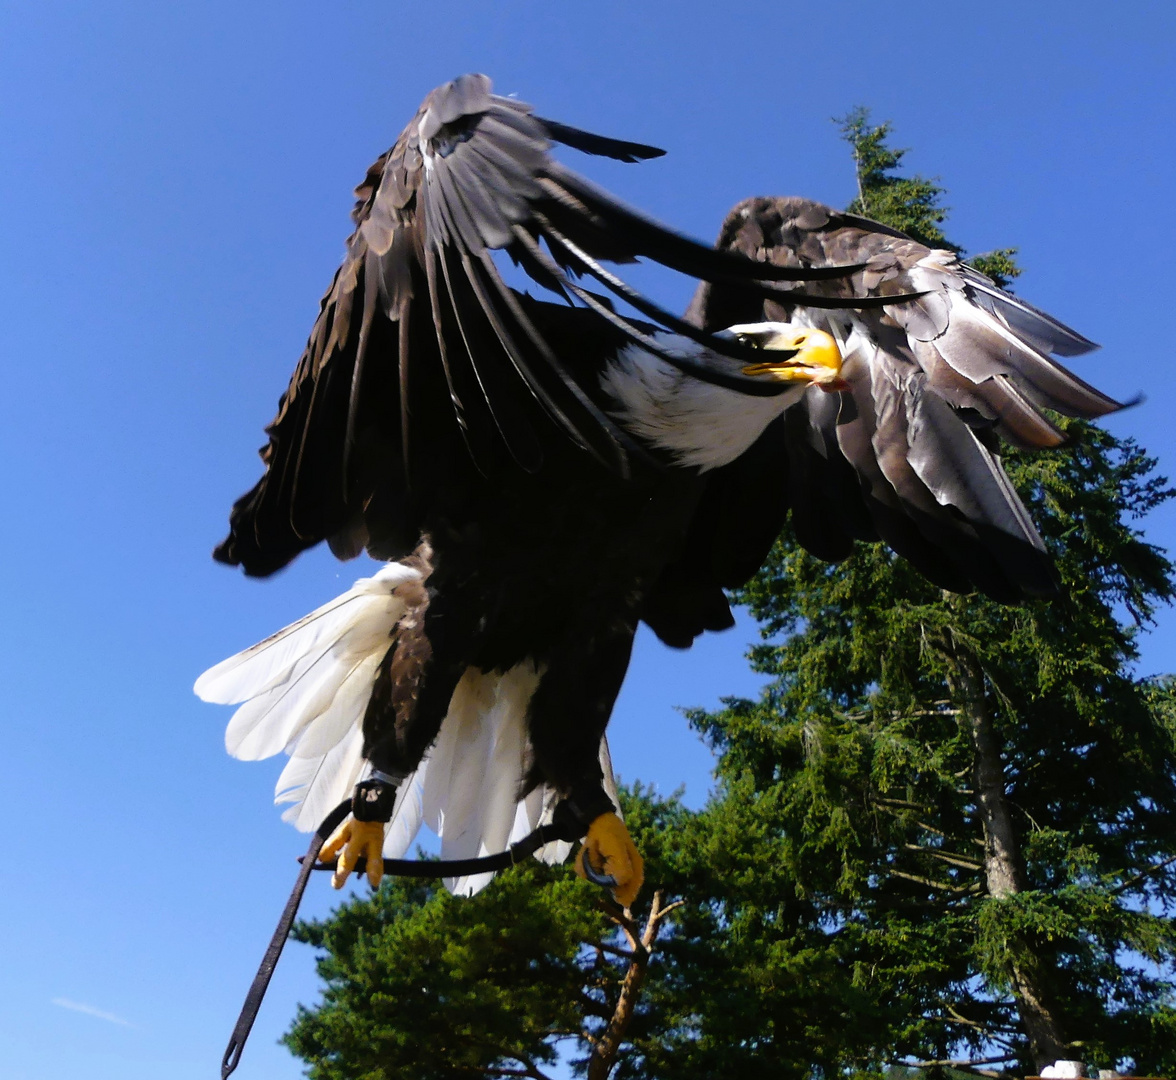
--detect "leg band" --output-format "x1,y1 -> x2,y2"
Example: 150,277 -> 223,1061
352,778 -> 398,822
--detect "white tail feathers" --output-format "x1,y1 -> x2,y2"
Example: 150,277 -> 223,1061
195,560 -> 617,896
195,561 -> 422,832
425,663 -> 544,895
195,562 -> 420,754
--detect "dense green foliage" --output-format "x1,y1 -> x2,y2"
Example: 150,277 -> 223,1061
284,865 -> 597,1079
699,421 -> 1176,1074
284,114 -> 1176,1079
688,112 -> 1176,1075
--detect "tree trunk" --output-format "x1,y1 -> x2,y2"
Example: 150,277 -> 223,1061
946,637 -> 1068,1071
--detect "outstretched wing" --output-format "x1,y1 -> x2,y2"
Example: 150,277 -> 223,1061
656,196 -> 1124,618
215,78 -> 878,577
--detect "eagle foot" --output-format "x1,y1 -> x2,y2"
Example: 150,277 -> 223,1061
576,812 -> 644,909
321,818 -> 386,889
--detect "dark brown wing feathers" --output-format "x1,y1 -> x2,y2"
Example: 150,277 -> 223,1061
218,76 -> 889,576
219,80 -> 1121,617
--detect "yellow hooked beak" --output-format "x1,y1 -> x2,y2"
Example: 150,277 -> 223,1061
728,324 -> 846,389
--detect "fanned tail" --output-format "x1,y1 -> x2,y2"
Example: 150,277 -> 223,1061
196,562 -> 615,895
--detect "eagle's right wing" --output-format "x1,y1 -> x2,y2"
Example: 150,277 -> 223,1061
214,79 -> 879,577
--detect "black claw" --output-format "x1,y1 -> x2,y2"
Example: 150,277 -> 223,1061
579,849 -> 618,889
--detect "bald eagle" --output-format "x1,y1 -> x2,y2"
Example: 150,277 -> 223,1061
197,75 -> 1121,908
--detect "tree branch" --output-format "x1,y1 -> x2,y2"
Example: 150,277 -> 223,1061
873,797 -> 935,811
903,1054 -> 1016,1069
898,1054 -> 1020,1077
471,1066 -> 555,1080
1112,852 -> 1176,896
586,889 -> 679,1080
594,942 -> 636,961
873,804 -> 985,851
601,899 -> 644,955
888,868 -> 981,894
903,843 -> 983,871
943,1002 -> 1017,1035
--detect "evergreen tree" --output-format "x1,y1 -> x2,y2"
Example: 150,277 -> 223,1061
692,112 -> 1176,1076
283,788 -> 710,1080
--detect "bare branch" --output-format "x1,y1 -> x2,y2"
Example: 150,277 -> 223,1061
873,797 -> 935,811
942,1003 -> 1015,1035
911,818 -> 949,838
587,889 -> 679,1080
902,1053 -> 1016,1069
903,844 -> 983,871
595,942 -> 636,961
888,868 -> 982,894
1112,852 -> 1176,896
642,889 -> 672,948
873,805 -> 984,851
463,1065 -> 556,1080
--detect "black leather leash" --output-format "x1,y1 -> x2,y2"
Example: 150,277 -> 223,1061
222,799 -> 592,1078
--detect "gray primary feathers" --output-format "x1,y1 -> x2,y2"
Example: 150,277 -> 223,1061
684,196 -> 1122,601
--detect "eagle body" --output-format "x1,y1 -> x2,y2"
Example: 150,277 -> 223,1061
363,464 -> 703,809
296,299 -> 796,812
199,75 -> 1123,900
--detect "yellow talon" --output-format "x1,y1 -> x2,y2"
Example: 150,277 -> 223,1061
320,818 -> 386,889
576,811 -> 644,909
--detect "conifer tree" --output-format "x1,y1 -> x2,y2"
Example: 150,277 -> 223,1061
282,788 -> 704,1080
692,111 -> 1176,1076
283,113 -> 1176,1080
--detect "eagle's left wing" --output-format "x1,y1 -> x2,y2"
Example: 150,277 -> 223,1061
643,196 -> 1124,639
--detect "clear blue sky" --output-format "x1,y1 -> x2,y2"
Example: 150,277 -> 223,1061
1,3 -> 1173,1078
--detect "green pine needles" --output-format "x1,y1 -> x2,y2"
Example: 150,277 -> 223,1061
704,417 -> 1176,1075
283,112 -> 1176,1080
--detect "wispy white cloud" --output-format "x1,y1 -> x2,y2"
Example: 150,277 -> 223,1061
51,997 -> 134,1028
